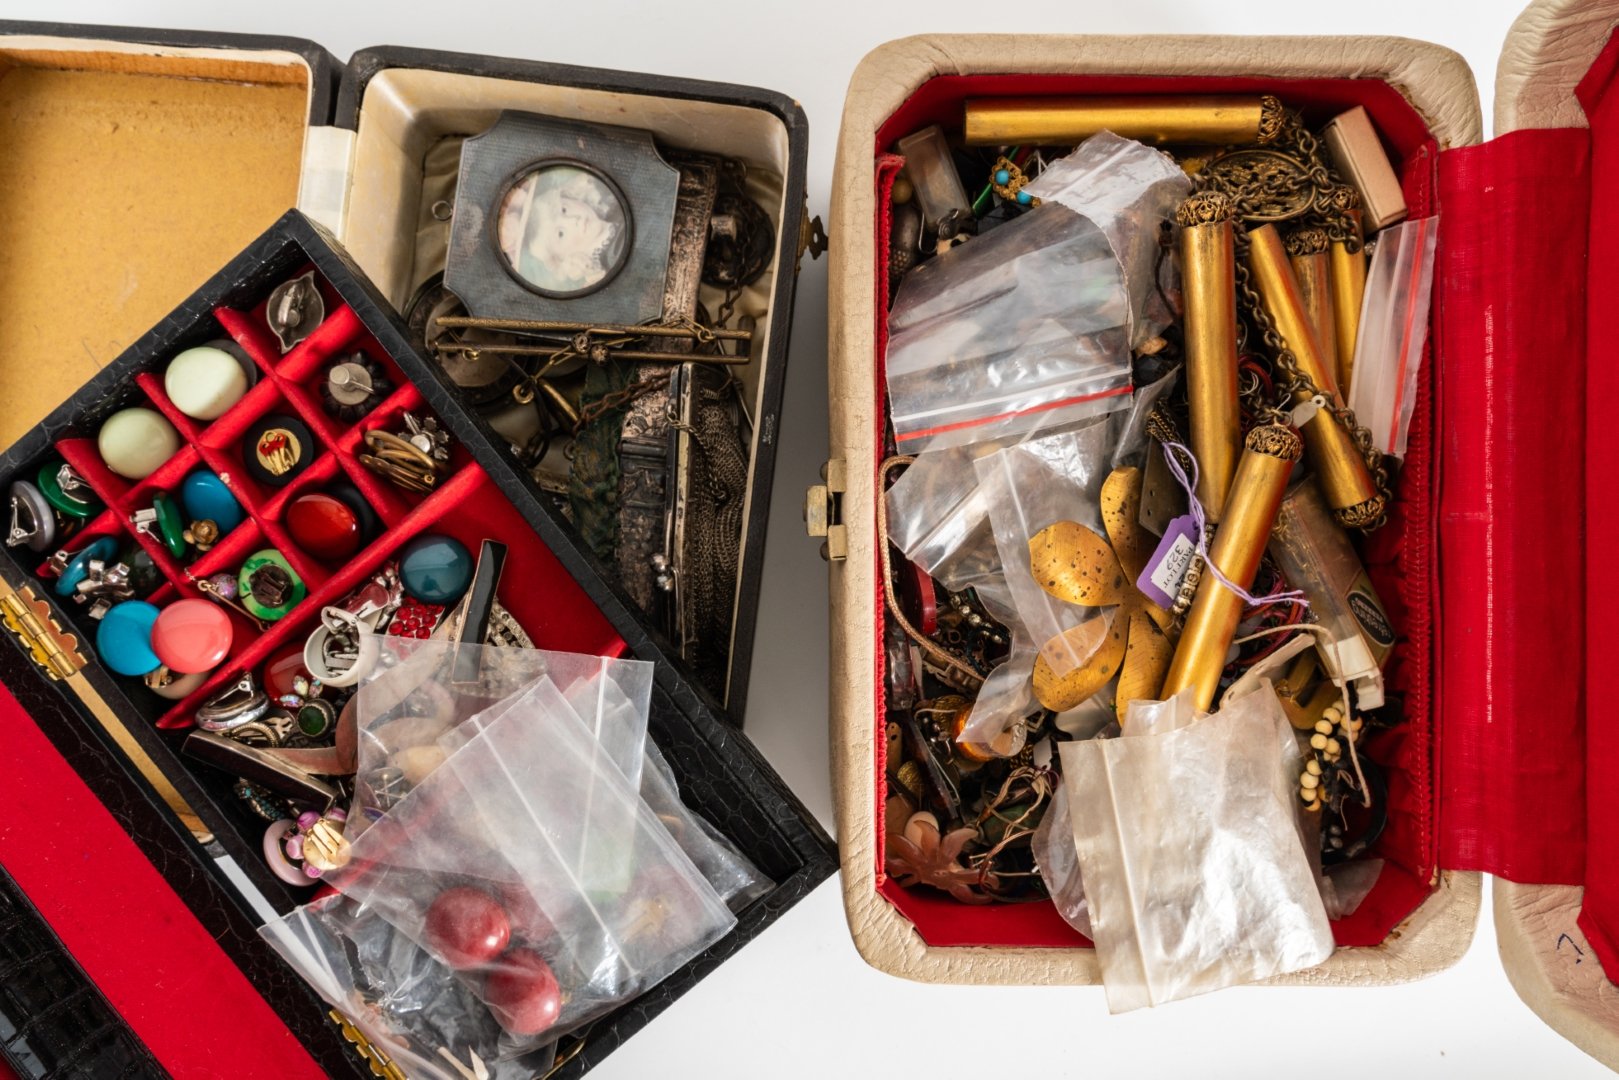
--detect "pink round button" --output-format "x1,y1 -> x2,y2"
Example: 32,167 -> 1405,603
151,598 -> 234,674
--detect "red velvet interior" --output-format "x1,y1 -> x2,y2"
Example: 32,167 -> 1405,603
38,266 -> 627,735
872,75 -> 1443,949
0,679 -> 324,1078
1576,27 -> 1619,981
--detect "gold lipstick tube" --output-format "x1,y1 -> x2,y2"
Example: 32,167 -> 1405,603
1329,211 -> 1367,395
1160,424 -> 1303,713
1247,225 -> 1383,528
1287,227 -> 1338,390
1176,191 -> 1242,522
963,94 -> 1283,148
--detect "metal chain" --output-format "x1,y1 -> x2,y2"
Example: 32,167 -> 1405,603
1194,108 -> 1391,526
1229,229 -> 1392,526
572,371 -> 672,434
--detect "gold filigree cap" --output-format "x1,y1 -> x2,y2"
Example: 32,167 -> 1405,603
1246,423 -> 1304,462
1284,226 -> 1330,257
1175,189 -> 1235,227
1334,494 -> 1387,530
1257,95 -> 1286,144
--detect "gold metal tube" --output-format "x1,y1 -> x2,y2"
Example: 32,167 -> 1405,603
1287,228 -> 1338,393
963,94 -> 1283,147
1160,425 -> 1303,712
1176,192 -> 1241,522
1328,211 -> 1367,396
1247,225 -> 1383,528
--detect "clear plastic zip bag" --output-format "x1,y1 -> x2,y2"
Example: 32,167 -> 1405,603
282,673 -> 735,1058
885,199 -> 1133,453
263,893 -> 556,1080
1024,131 -> 1192,348
1347,215 -> 1439,458
346,639 -> 653,837
430,640 -> 771,910
1060,682 -> 1333,1012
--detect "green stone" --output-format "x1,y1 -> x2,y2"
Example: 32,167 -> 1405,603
153,493 -> 186,558
297,700 -> 334,738
37,461 -> 102,520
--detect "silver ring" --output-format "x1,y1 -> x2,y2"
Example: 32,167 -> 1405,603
196,672 -> 271,731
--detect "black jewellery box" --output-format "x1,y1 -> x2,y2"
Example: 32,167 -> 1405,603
0,23 -> 831,1080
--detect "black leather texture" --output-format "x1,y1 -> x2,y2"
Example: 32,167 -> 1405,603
0,864 -> 165,1080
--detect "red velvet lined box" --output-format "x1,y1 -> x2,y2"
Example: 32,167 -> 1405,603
870,73 -> 1446,953
828,10 -> 1619,1070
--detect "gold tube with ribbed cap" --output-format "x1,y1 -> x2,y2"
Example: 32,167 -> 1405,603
1286,226 -> 1338,395
963,94 -> 1284,147
1176,191 -> 1242,523
1246,224 -> 1383,529
1160,424 -> 1303,712
1328,210 -> 1367,396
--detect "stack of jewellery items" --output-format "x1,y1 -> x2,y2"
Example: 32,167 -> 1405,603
407,110 -> 777,695
880,94 -> 1405,907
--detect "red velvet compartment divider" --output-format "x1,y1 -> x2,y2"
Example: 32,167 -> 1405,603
38,266 -> 627,734
871,75 -> 1443,950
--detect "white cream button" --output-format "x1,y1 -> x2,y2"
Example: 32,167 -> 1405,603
164,346 -> 249,420
98,407 -> 180,479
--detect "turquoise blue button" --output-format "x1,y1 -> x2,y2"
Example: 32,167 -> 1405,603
55,536 -> 120,597
97,600 -> 162,676
399,534 -> 472,604
180,471 -> 244,533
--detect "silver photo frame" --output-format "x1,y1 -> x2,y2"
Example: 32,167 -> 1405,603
446,111 -> 679,324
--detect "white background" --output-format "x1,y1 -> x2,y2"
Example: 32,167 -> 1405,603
6,0 -> 1608,1076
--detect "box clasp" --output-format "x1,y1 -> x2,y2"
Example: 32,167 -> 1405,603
805,459 -> 847,561
797,201 -> 827,271
1,584 -> 85,680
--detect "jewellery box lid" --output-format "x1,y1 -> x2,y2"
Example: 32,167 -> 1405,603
1468,0 -> 1619,1066
0,22 -> 340,450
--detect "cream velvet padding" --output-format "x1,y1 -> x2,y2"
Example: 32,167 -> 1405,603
343,66 -> 795,690
827,33 -> 1484,986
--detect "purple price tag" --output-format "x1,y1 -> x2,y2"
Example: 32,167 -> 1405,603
1136,514 -> 1198,609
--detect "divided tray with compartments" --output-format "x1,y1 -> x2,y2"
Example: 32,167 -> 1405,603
822,0 -> 1619,1070
0,21 -> 811,727
0,23 -> 832,1080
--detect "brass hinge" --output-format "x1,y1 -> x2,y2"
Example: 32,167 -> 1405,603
1,584 -> 86,680
796,201 -> 827,272
329,1011 -> 409,1080
0,578 -> 212,843
804,458 -> 847,562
